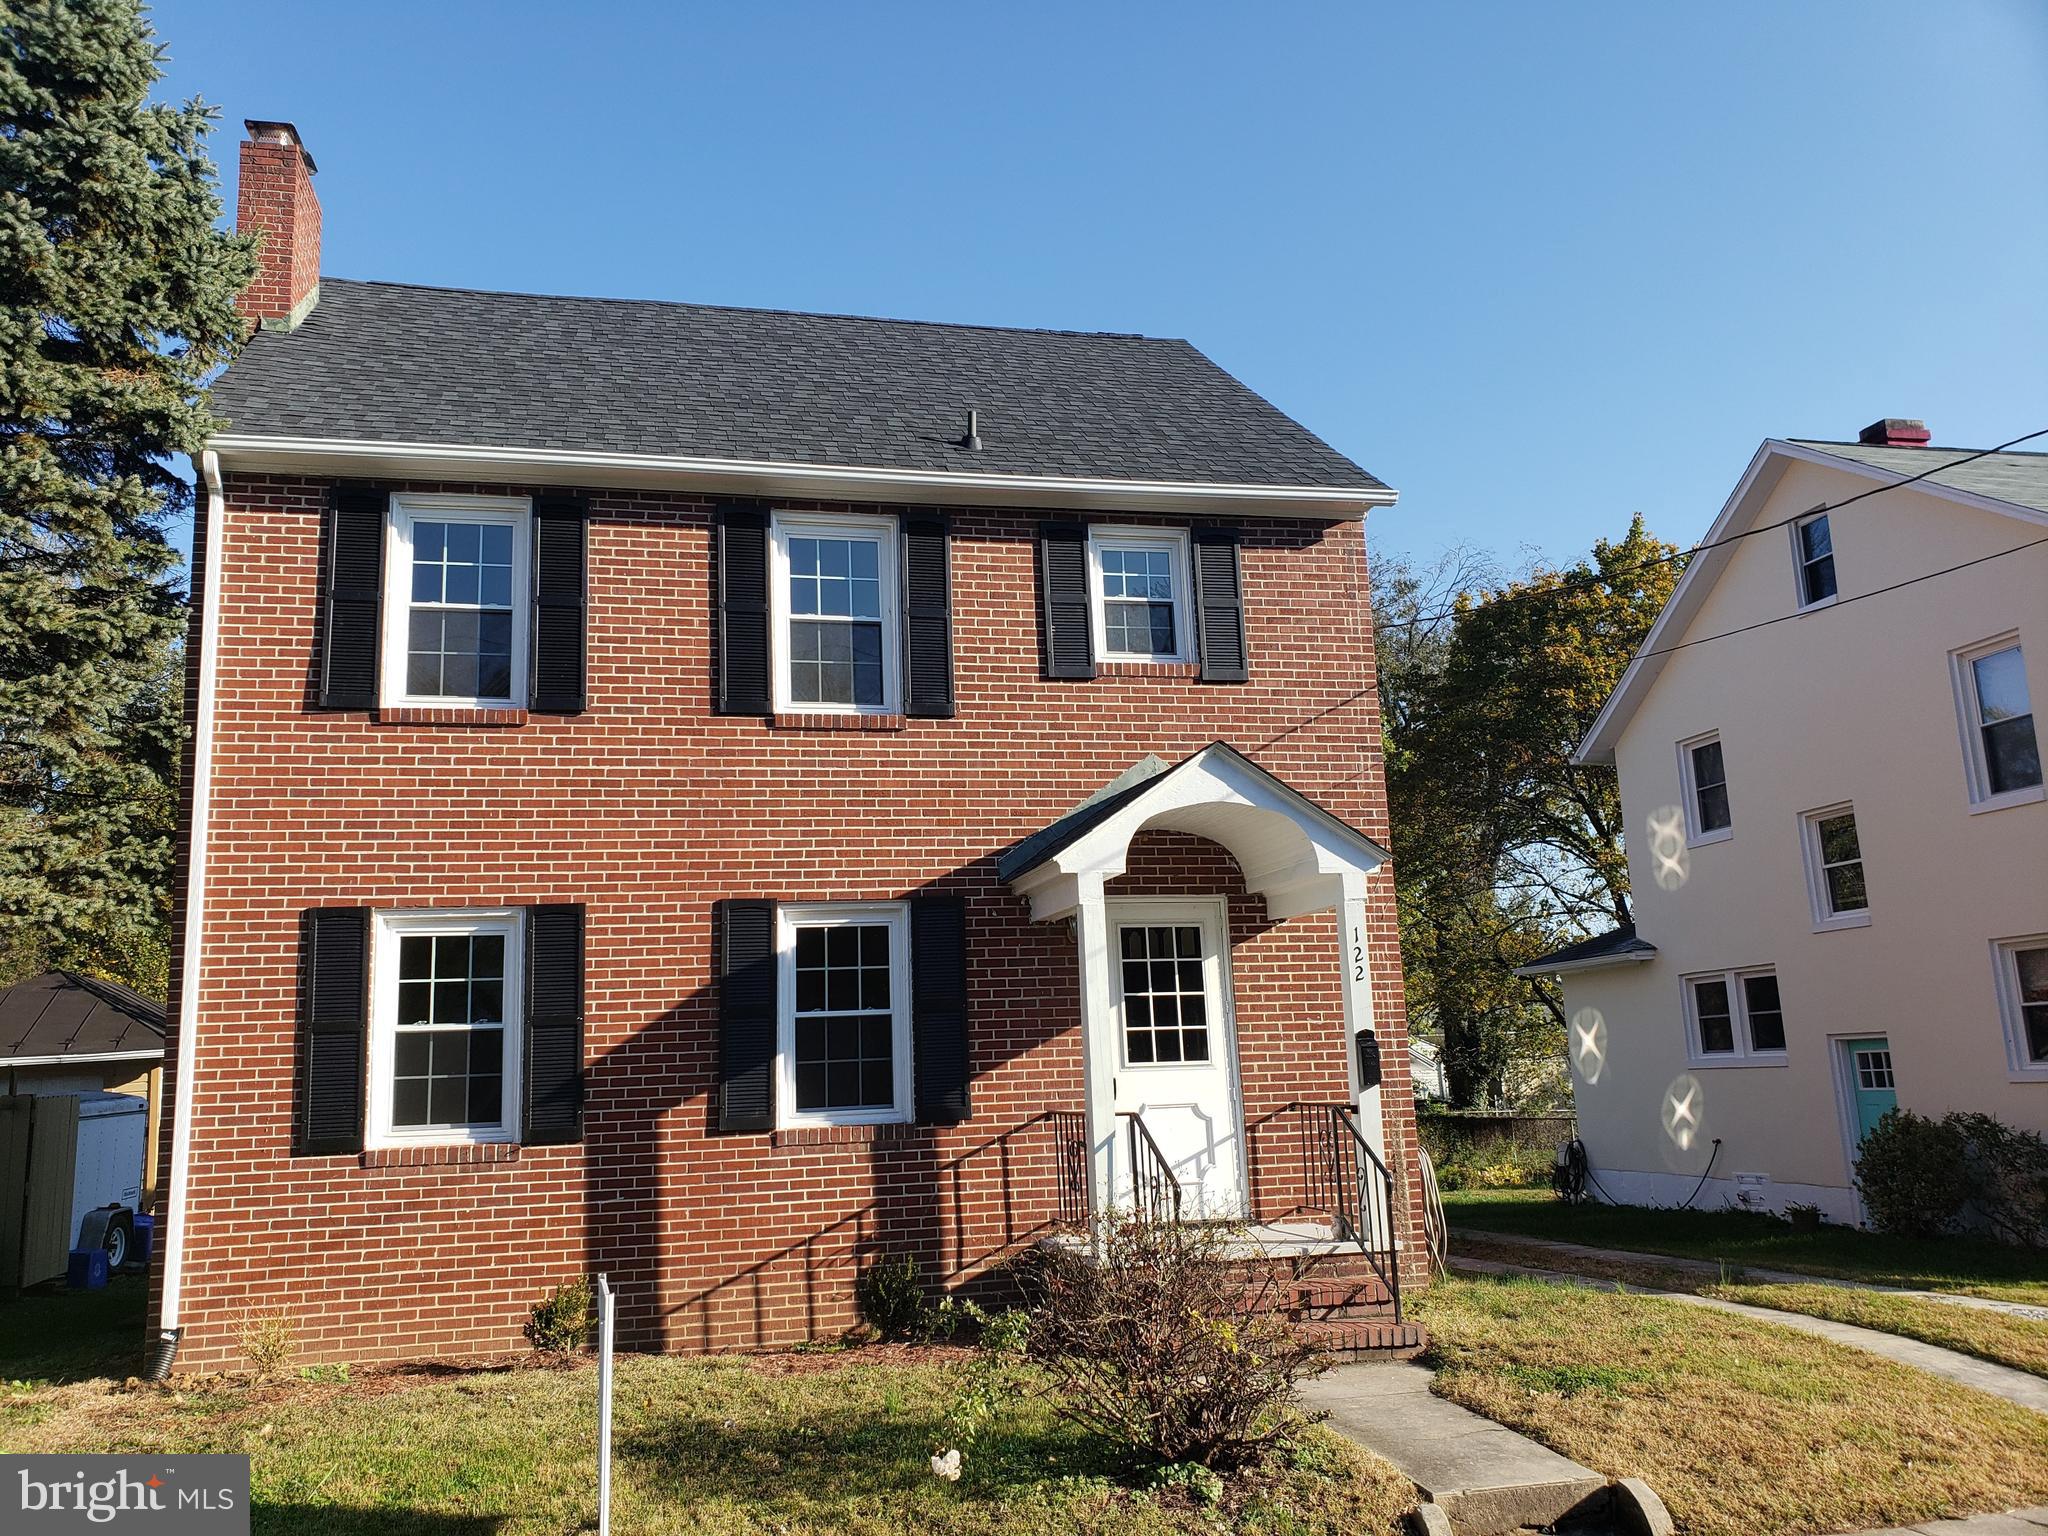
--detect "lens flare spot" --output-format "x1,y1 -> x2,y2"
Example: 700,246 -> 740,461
1572,1008 -> 1607,1085
1647,806 -> 1690,891
1663,1073 -> 1704,1151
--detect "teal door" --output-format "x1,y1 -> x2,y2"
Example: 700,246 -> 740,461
1845,1037 -> 1896,1144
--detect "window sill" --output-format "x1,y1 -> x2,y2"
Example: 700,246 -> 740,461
1096,660 -> 1200,679
1795,595 -> 1839,615
770,1122 -> 919,1148
1813,912 -> 1872,933
1687,828 -> 1733,848
1686,1055 -> 1789,1070
1968,784 -> 2046,816
376,706 -> 530,728
359,1142 -> 522,1168
770,712 -> 908,732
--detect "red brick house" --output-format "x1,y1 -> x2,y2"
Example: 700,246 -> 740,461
149,121 -> 1422,1372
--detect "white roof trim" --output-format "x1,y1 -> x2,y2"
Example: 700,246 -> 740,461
1576,439 -> 2048,765
5,1048 -> 163,1068
1511,950 -> 1656,979
205,433 -> 1398,520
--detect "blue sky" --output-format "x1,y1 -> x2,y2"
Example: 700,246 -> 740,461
155,0 -> 2048,571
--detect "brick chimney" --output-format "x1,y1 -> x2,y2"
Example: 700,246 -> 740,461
1858,417 -> 1931,448
238,120 -> 320,331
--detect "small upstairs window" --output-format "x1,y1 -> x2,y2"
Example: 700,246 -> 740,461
1794,512 -> 1837,607
1679,731 -> 1732,843
381,495 -> 531,708
1800,803 -> 1871,930
769,512 -> 900,715
1087,527 -> 1194,663
1952,637 -> 2042,810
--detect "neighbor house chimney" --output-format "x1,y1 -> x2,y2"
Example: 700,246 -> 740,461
237,120 -> 320,331
1858,417 -> 1931,448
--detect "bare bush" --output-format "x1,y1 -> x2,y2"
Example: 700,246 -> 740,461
236,1310 -> 297,1377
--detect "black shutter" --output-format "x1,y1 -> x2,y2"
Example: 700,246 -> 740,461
1038,522 -> 1094,680
911,894 -> 971,1123
716,502 -> 772,715
531,497 -> 589,713
319,483 -> 385,708
297,907 -> 368,1156
901,511 -> 955,717
716,900 -> 777,1132
524,905 -> 585,1144
1192,527 -> 1249,683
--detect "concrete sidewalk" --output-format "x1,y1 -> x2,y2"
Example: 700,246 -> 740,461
1845,1510 -> 2048,1534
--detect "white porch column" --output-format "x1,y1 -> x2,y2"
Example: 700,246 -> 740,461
1336,877 -> 1392,1247
1071,873 -> 1120,1225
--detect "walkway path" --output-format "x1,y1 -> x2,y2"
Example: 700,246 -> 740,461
1451,1254 -> 2048,1416
1840,1510 -> 2048,1534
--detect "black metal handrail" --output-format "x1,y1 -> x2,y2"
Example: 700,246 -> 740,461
1299,1101 -> 1402,1322
1049,1110 -> 1089,1225
1120,1110 -> 1183,1224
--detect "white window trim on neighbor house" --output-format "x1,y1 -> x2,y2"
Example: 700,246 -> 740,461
774,901 -> 914,1129
1682,966 -> 1789,1067
1790,509 -> 1838,612
1992,934 -> 2048,1081
1798,802 -> 1872,932
767,510 -> 902,716
379,493 -> 532,710
1676,730 -> 1733,846
1086,525 -> 1196,664
366,908 -> 524,1149
1950,633 -> 2044,815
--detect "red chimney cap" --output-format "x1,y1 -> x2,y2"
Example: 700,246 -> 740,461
1858,418 -> 1931,447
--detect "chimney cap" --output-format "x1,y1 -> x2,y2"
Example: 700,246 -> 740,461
1858,417 -> 1930,447
244,119 -> 316,173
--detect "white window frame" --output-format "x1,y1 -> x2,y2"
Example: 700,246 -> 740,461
1086,525 -> 1196,664
775,902 -> 913,1128
1682,967 -> 1788,1067
1949,633 -> 2044,814
1791,510 -> 1838,612
1677,730 -> 1733,846
380,493 -> 532,709
1798,802 -> 1872,931
367,908 -> 524,1148
768,511 -> 901,716
1992,934 -> 2048,1081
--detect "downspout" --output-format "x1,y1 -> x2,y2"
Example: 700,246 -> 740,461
149,449 -> 227,1380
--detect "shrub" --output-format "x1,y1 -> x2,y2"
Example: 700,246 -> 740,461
1025,1219 -> 1326,1471
236,1310 -> 296,1377
524,1277 -> 595,1353
856,1253 -> 933,1340
1952,1112 -> 2048,1249
1856,1109 -> 2048,1246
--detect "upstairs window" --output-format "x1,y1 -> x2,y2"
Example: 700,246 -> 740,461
1087,527 -> 1194,663
769,513 -> 900,715
1794,512 -> 1837,607
381,495 -> 531,707
1685,968 -> 1787,1064
1679,731 -> 1732,843
1952,637 -> 2042,809
1800,803 -> 1871,929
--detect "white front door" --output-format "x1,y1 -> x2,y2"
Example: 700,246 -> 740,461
1108,899 -> 1246,1217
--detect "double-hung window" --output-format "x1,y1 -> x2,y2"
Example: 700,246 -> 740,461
1793,512 -> 1837,607
1087,527 -> 1194,663
368,910 -> 523,1145
1952,637 -> 2043,810
1678,731 -> 1732,843
381,494 -> 531,708
1799,803 -> 1871,929
1993,936 -> 2048,1077
770,513 -> 899,714
777,904 -> 912,1126
1685,968 -> 1787,1064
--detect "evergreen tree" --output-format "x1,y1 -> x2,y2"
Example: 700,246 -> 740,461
0,1 -> 255,994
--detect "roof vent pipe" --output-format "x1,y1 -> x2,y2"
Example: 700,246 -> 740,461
963,410 -> 983,452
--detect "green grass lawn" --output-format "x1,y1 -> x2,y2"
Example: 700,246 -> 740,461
1443,1188 -> 2048,1305
1,1282 -> 1414,1536
1415,1275 -> 2048,1536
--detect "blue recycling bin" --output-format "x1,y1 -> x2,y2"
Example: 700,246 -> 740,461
67,1247 -> 110,1289
131,1212 -> 155,1269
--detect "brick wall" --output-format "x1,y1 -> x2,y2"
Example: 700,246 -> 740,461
154,476 -> 1420,1369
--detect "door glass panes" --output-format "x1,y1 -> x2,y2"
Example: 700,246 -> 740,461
1692,978 -> 1734,1053
393,932 -> 506,1129
1690,739 -> 1731,833
1742,973 -> 1786,1052
1973,647 -> 2042,794
408,521 -> 515,698
1855,1048 -> 1894,1091
792,924 -> 894,1111
1100,546 -> 1178,658
788,536 -> 884,707
1816,811 -> 1868,914
2017,946 -> 2048,1065
1798,515 -> 1837,604
1119,924 -> 1209,1065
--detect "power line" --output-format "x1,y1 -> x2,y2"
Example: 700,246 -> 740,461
1375,426 -> 2048,635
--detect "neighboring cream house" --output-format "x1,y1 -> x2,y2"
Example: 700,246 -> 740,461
1520,421 -> 2046,1222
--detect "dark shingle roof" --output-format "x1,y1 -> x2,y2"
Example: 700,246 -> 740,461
0,972 -> 165,1062
1514,925 -> 1658,976
1788,440 -> 2048,516
210,279 -> 1383,491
